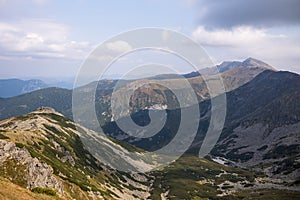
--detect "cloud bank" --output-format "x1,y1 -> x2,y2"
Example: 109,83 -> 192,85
196,0 -> 300,28
0,19 -> 93,60
190,0 -> 300,73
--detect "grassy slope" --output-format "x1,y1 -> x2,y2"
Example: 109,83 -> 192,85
0,177 -> 61,200
149,155 -> 300,200
1,111 -> 299,200
150,155 -> 256,199
0,112 -> 138,199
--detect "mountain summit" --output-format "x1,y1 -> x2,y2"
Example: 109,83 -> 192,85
217,57 -> 275,73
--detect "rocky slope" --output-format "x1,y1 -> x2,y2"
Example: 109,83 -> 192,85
0,140 -> 63,193
0,108 -> 299,199
102,70 -> 300,185
0,108 -> 152,200
211,71 -> 300,182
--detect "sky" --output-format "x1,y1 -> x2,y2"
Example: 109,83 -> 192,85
0,0 -> 299,81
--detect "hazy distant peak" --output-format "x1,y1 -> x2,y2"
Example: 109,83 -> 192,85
0,78 -> 48,98
216,57 -> 275,73
242,57 -> 275,70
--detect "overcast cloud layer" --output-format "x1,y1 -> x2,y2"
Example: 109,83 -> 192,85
190,0 -> 300,73
196,0 -> 300,28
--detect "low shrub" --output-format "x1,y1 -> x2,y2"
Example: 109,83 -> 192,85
31,187 -> 56,196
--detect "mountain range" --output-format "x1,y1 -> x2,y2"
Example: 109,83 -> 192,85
0,58 -> 299,199
0,77 -> 77,98
0,58 -> 271,122
102,70 -> 300,183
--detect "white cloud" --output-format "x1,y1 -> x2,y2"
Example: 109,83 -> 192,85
0,19 -> 94,60
105,40 -> 132,53
192,26 -> 285,47
0,19 -> 135,69
86,40 -> 133,63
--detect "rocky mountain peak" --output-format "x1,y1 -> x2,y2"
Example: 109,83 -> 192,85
216,57 -> 275,73
242,57 -> 275,70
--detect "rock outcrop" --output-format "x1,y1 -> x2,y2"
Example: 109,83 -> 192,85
0,140 -> 63,193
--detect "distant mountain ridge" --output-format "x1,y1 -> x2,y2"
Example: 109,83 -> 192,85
0,87 -> 73,120
197,57 -> 275,75
0,58 -> 272,126
0,57 -> 273,99
0,79 -> 48,98
148,57 -> 274,80
217,57 -> 275,73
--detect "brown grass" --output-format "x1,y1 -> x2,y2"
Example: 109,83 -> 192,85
0,177 -> 61,200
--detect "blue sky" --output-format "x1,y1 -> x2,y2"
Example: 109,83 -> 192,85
0,0 -> 299,80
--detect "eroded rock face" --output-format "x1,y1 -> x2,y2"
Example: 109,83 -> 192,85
0,140 -> 63,193
52,139 -> 75,166
0,140 -> 31,163
27,158 -> 63,193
